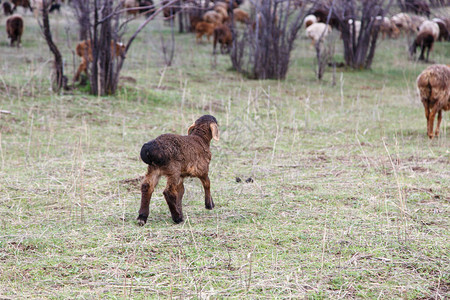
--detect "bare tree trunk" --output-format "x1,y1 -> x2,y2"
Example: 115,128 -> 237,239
74,0 -> 178,95
40,0 -> 67,91
161,15 -> 175,66
231,0 -> 309,80
72,0 -> 91,40
333,0 -> 393,69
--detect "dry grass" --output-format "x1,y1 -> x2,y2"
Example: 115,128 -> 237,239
0,6 -> 449,299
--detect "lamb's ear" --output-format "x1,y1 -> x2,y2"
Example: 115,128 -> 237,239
210,123 -> 220,141
187,122 -> 196,135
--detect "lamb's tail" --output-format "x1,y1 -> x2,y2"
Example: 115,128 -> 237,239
417,69 -> 432,100
140,141 -> 169,166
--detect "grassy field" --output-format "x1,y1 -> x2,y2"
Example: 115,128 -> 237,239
0,6 -> 449,299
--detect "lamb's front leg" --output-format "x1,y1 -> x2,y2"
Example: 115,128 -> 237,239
200,175 -> 214,210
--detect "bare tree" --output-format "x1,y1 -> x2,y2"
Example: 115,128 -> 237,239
160,15 -> 176,66
72,0 -> 91,40
330,0 -> 393,69
70,0 -> 178,95
39,0 -> 68,91
230,0 -> 310,80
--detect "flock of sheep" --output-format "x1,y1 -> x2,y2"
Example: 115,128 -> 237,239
303,11 -> 449,62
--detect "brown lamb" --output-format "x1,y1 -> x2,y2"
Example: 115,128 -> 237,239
233,8 -> 249,24
213,23 -> 232,54
3,2 -> 13,16
11,0 -> 32,12
195,21 -> 216,43
73,40 -> 126,82
6,15 -> 23,48
416,64 -> 450,139
138,115 -> 219,225
409,30 -> 434,62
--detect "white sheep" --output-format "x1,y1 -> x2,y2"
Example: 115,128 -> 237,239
348,19 -> 361,40
305,22 -> 332,45
391,13 -> 414,35
419,20 -> 440,42
304,14 -> 317,28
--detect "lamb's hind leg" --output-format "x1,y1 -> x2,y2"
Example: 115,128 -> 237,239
163,176 -> 184,224
427,106 -> 439,139
200,175 -> 214,210
137,168 -> 160,226
434,109 -> 442,137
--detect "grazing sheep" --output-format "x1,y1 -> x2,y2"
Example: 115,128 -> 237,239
391,13 -> 414,36
214,4 -> 228,20
162,0 -> 180,18
138,115 -> 219,225
409,30 -> 435,62
348,19 -> 361,40
3,2 -> 13,15
432,18 -> 449,41
11,0 -> 31,12
410,15 -> 426,32
6,15 -> 23,47
122,0 -> 139,16
203,10 -> 224,25
406,0 -> 430,17
138,0 -> 155,17
418,20 -> 440,41
213,23 -> 232,54
304,14 -> 317,28
195,21 -> 215,43
214,1 -> 228,12
233,8 -> 249,24
189,15 -> 202,31
49,1 -> 61,13
305,22 -> 331,46
376,16 -> 400,39
311,4 -> 339,29
73,40 -> 126,82
416,64 -> 450,139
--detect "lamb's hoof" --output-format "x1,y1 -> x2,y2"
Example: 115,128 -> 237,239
137,214 -> 148,226
173,217 -> 184,224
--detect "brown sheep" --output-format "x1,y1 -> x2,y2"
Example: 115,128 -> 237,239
203,10 -> 224,25
11,0 -> 32,12
376,16 -> 400,39
416,64 -> 450,139
138,115 -> 219,225
233,8 -> 249,24
432,18 -> 449,41
3,2 -> 13,15
213,23 -> 232,54
189,15 -> 202,31
122,0 -> 139,16
6,15 -> 23,48
73,40 -> 126,82
391,13 -> 415,36
409,30 -> 434,62
195,21 -> 215,43
214,5 -> 228,20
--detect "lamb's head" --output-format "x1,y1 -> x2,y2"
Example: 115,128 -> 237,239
187,115 -> 219,142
